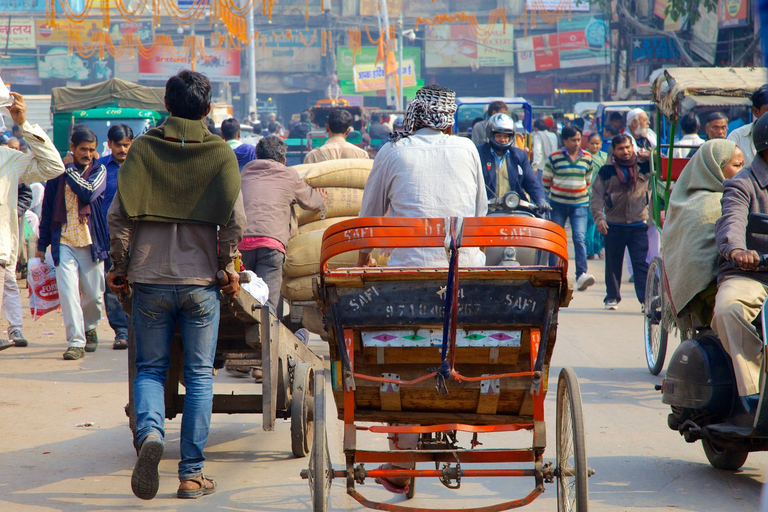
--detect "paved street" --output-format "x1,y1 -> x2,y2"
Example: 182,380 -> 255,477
0,256 -> 765,512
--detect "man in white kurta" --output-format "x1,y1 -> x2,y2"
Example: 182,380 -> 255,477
358,85 -> 487,269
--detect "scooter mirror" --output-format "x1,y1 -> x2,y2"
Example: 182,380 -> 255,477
504,192 -> 521,210
747,213 -> 768,236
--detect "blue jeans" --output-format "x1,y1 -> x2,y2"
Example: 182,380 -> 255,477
549,202 -> 589,278
104,258 -> 128,341
132,283 -> 220,479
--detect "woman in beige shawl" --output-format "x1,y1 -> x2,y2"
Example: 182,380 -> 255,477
662,139 -> 744,327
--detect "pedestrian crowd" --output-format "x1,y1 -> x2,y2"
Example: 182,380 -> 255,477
2,73 -> 767,502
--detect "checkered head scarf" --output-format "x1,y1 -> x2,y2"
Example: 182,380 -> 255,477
389,84 -> 457,143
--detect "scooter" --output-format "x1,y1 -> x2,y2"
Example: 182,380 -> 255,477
485,191 -> 549,266
660,212 -> 768,470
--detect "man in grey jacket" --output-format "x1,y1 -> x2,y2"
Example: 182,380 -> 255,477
712,113 -> 768,412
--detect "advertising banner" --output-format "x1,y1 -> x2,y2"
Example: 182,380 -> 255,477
690,3 -> 718,64
425,23 -> 514,68
525,0 -> 590,12
38,47 -> 113,82
630,36 -> 680,63
0,50 -> 37,68
516,15 -> 609,73
255,29 -> 322,73
359,0 -> 453,17
718,0 -> 749,28
36,19 -> 94,46
337,46 -> 422,98
109,20 -> 154,44
0,18 -> 35,49
139,48 -> 240,83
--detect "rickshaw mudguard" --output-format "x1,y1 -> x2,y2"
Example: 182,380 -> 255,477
347,486 -> 544,512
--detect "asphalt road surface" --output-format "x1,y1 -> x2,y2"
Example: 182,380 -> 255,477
0,258 -> 765,512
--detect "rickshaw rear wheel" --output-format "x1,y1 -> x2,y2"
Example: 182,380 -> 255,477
645,257 -> 669,375
291,363 -> 315,458
556,367 -> 589,512
702,438 -> 749,471
308,368 -> 331,512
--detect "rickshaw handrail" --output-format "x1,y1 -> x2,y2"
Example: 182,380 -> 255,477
319,216 -> 569,279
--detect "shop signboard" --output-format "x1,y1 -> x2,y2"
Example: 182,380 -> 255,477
36,19 -> 97,46
630,36 -> 680,64
359,0 -> 452,17
0,18 -> 35,49
653,0 -> 687,31
0,49 -> 37,68
718,0 -> 749,29
139,48 -> 240,83
516,15 -> 609,73
109,20 -> 154,44
0,68 -> 41,85
525,0 -> 589,12
38,46 -> 113,82
425,23 -> 514,69
690,3 -> 718,64
255,29 -> 322,73
337,46 -> 422,98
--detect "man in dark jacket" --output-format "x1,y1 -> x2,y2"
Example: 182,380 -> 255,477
712,113 -> 768,411
479,113 -> 548,210
37,127 -> 108,360
589,134 -> 650,311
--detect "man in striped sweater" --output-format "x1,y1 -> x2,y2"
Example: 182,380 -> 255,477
543,125 -> 596,291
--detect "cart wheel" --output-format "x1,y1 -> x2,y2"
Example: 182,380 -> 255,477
556,367 -> 589,512
291,363 -> 315,458
644,257 -> 668,376
308,368 -> 332,512
702,438 -> 749,471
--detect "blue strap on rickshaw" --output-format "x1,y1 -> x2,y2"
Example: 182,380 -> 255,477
435,217 -> 464,395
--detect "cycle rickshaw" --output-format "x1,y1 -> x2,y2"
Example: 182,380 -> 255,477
644,66 -> 768,375
301,215 -> 594,511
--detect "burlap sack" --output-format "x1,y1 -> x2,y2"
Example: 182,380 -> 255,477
284,229 -> 361,277
291,158 -> 372,189
296,187 -> 363,225
298,216 -> 356,235
282,275 -> 316,301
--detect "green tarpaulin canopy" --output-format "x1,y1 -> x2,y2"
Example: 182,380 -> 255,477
51,78 -> 167,114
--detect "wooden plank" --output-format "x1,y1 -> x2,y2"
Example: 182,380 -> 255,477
174,394 -> 265,414
476,377 -> 500,415
379,374 -> 402,412
261,306 -> 277,431
331,406 -> 534,426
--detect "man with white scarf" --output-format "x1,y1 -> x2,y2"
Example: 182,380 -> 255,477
357,84 -> 487,269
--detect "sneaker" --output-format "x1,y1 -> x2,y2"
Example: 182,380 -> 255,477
604,300 -> 619,311
132,435 -> 164,500
85,329 -> 98,352
63,346 -> 85,360
8,328 -> 27,347
576,273 -> 595,291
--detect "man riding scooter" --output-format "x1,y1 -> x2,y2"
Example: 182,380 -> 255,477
713,113 -> 768,414
478,113 -> 550,213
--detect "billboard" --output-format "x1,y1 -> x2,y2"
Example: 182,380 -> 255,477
337,46 -> 422,98
525,0 -> 590,12
139,48 -> 240,83
0,18 -> 35,49
690,3 -> 718,64
630,36 -> 680,64
718,0 -> 749,28
516,16 -> 609,73
38,47 -> 113,81
425,23 -> 514,68
255,29 -> 322,73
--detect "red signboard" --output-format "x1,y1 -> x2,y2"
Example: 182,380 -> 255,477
718,0 -> 749,28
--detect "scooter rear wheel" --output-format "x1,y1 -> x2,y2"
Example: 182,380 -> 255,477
702,438 -> 748,471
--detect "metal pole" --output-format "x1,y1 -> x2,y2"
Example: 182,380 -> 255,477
247,4 -> 257,117
397,13 -> 403,111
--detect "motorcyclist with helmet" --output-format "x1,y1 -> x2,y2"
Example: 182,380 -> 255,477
713,112 -> 768,414
477,113 -> 549,214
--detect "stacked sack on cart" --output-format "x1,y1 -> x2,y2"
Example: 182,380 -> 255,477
282,158 -> 374,303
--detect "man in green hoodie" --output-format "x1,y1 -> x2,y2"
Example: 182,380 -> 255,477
106,70 -> 245,501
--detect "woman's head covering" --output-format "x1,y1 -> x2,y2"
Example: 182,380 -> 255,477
389,85 -> 457,142
681,139 -> 737,191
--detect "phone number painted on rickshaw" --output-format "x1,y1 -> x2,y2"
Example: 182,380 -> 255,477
335,280 -> 553,327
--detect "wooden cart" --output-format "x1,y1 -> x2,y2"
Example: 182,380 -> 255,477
126,284 -> 323,458
301,216 -> 592,511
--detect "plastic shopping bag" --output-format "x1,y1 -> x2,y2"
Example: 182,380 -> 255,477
27,257 -> 60,320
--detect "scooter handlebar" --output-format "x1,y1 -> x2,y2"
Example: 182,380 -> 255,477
730,253 -> 768,269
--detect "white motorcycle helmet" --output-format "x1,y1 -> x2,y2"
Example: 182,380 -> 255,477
486,113 -> 516,152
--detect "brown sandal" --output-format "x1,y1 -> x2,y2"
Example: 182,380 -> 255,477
177,474 -> 217,499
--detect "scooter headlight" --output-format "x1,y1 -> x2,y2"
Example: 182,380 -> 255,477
504,192 -> 521,210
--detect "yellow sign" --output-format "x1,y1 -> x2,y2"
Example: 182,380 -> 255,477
36,19 -> 96,46
353,59 -> 416,93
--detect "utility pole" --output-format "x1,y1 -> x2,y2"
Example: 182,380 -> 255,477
378,0 -> 395,108
247,4 -> 257,117
397,13 -> 403,111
